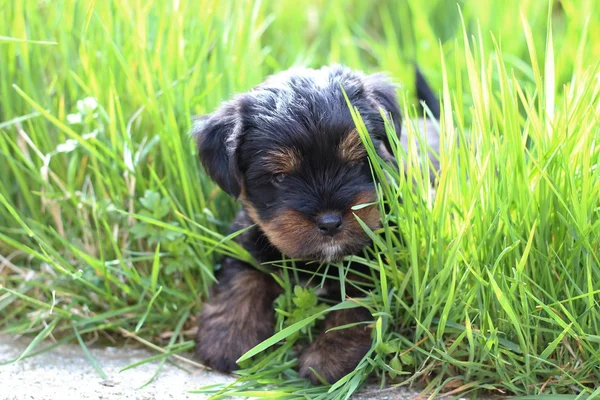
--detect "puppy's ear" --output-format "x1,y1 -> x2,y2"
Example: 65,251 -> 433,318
192,101 -> 243,198
363,74 -> 403,161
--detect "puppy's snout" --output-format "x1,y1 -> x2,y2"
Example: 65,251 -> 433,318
317,213 -> 343,237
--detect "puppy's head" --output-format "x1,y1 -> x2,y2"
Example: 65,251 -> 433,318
193,65 -> 401,262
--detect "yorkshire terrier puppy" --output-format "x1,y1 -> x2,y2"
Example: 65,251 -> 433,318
192,65 -> 439,384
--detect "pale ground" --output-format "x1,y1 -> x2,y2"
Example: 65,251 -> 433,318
0,335 -> 423,400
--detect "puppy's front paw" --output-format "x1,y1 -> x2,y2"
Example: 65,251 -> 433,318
299,308 -> 372,384
298,334 -> 371,384
195,267 -> 280,372
196,306 -> 270,372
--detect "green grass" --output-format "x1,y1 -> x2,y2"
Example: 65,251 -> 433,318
1,0 -> 600,398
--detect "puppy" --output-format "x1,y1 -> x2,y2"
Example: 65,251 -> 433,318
192,65 -> 439,384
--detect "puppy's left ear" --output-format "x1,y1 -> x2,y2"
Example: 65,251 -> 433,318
192,100 -> 243,198
363,74 -> 402,161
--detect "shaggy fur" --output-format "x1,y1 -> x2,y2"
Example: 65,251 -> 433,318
193,65 -> 439,383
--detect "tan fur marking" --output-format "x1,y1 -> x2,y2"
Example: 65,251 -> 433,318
241,197 -> 317,258
338,129 -> 367,162
346,190 -> 380,232
264,148 -> 302,174
262,209 -> 317,257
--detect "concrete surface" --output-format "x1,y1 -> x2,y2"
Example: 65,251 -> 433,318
0,334 -> 232,400
0,335 -> 422,400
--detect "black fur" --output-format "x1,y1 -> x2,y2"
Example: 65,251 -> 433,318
193,65 -> 439,383
193,105 -> 243,198
194,65 -> 403,261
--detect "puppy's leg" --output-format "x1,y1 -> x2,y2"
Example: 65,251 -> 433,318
196,259 -> 281,372
299,307 -> 372,384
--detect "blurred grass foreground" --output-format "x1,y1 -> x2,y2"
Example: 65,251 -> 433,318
1,0 -> 600,398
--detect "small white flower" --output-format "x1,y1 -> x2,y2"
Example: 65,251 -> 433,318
77,97 -> 99,115
83,97 -> 98,110
55,139 -> 78,153
82,130 -> 99,140
67,113 -> 82,124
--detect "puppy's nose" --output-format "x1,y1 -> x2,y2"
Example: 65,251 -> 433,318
317,214 -> 343,237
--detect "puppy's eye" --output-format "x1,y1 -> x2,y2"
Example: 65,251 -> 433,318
272,174 -> 286,185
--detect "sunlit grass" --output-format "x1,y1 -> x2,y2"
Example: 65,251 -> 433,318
1,0 -> 599,398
